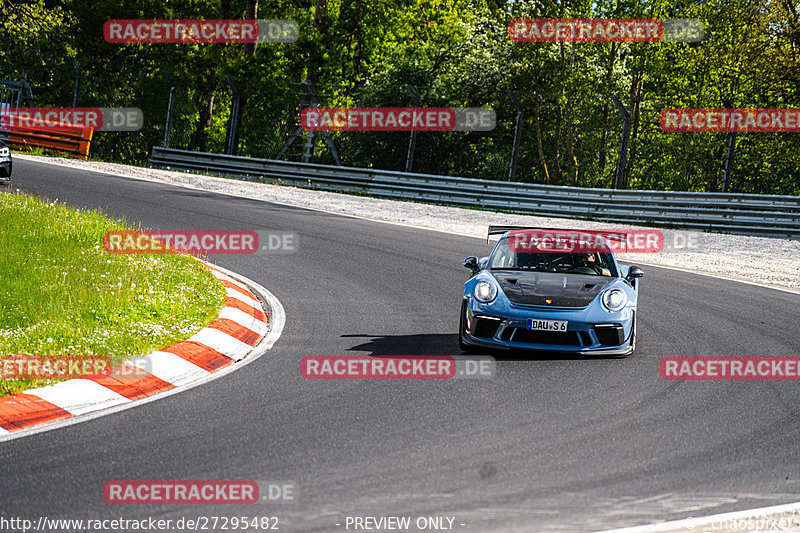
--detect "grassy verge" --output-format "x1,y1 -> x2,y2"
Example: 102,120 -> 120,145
0,191 -> 227,397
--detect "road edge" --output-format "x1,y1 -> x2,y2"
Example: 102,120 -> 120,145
594,500 -> 800,533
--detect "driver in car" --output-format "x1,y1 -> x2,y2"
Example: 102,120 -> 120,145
575,253 -> 611,276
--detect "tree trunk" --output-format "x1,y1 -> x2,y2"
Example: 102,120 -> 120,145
534,96 -> 550,184
243,0 -> 258,56
623,73 -> 643,189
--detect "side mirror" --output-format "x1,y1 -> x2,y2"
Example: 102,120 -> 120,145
463,256 -> 479,273
626,266 -> 644,280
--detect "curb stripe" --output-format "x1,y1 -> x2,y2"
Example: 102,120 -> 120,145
219,307 -> 269,335
207,266 -> 249,288
225,297 -> 268,322
224,288 -> 263,310
0,394 -> 72,431
187,329 -> 253,361
161,341 -> 235,372
207,318 -> 262,347
221,280 -> 257,299
88,367 -> 175,401
143,351 -> 212,386
29,379 -> 131,416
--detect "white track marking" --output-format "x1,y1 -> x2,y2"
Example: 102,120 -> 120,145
30,380 -> 130,415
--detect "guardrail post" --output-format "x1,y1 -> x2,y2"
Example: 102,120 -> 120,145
507,90 -> 523,181
405,85 -> 419,172
71,57 -> 82,108
721,98 -> 736,193
610,94 -> 630,189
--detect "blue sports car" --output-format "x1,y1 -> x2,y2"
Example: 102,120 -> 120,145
459,226 -> 644,356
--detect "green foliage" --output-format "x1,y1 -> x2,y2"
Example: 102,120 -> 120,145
1,0 -> 799,194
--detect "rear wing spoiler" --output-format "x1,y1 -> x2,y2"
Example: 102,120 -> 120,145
487,226 -> 634,254
487,225 -> 572,244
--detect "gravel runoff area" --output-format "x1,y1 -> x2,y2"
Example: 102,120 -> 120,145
15,154 -> 800,293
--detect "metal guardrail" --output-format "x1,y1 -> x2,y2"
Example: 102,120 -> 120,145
149,147 -> 800,239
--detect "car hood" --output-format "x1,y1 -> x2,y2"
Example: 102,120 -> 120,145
490,271 -> 613,307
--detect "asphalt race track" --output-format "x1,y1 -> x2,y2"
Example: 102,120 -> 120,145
3,159 -> 800,532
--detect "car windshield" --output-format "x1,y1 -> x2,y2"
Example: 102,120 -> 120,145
488,237 -> 617,276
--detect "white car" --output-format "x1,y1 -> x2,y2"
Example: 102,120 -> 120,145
0,141 -> 12,187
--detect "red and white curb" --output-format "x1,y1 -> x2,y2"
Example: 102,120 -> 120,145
0,263 -> 285,441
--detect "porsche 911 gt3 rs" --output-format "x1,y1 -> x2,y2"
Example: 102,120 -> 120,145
459,226 -> 644,356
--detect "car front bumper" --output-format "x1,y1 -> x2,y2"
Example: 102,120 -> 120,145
462,298 -> 635,355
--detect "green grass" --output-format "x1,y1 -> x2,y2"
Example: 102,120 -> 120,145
0,191 -> 226,397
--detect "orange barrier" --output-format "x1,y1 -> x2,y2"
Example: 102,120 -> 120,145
2,122 -> 93,160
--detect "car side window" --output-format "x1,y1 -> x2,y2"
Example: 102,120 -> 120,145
490,241 -> 515,268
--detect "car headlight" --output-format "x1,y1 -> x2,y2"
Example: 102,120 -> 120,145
473,280 -> 497,303
602,288 -> 627,312
0,147 -> 9,157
